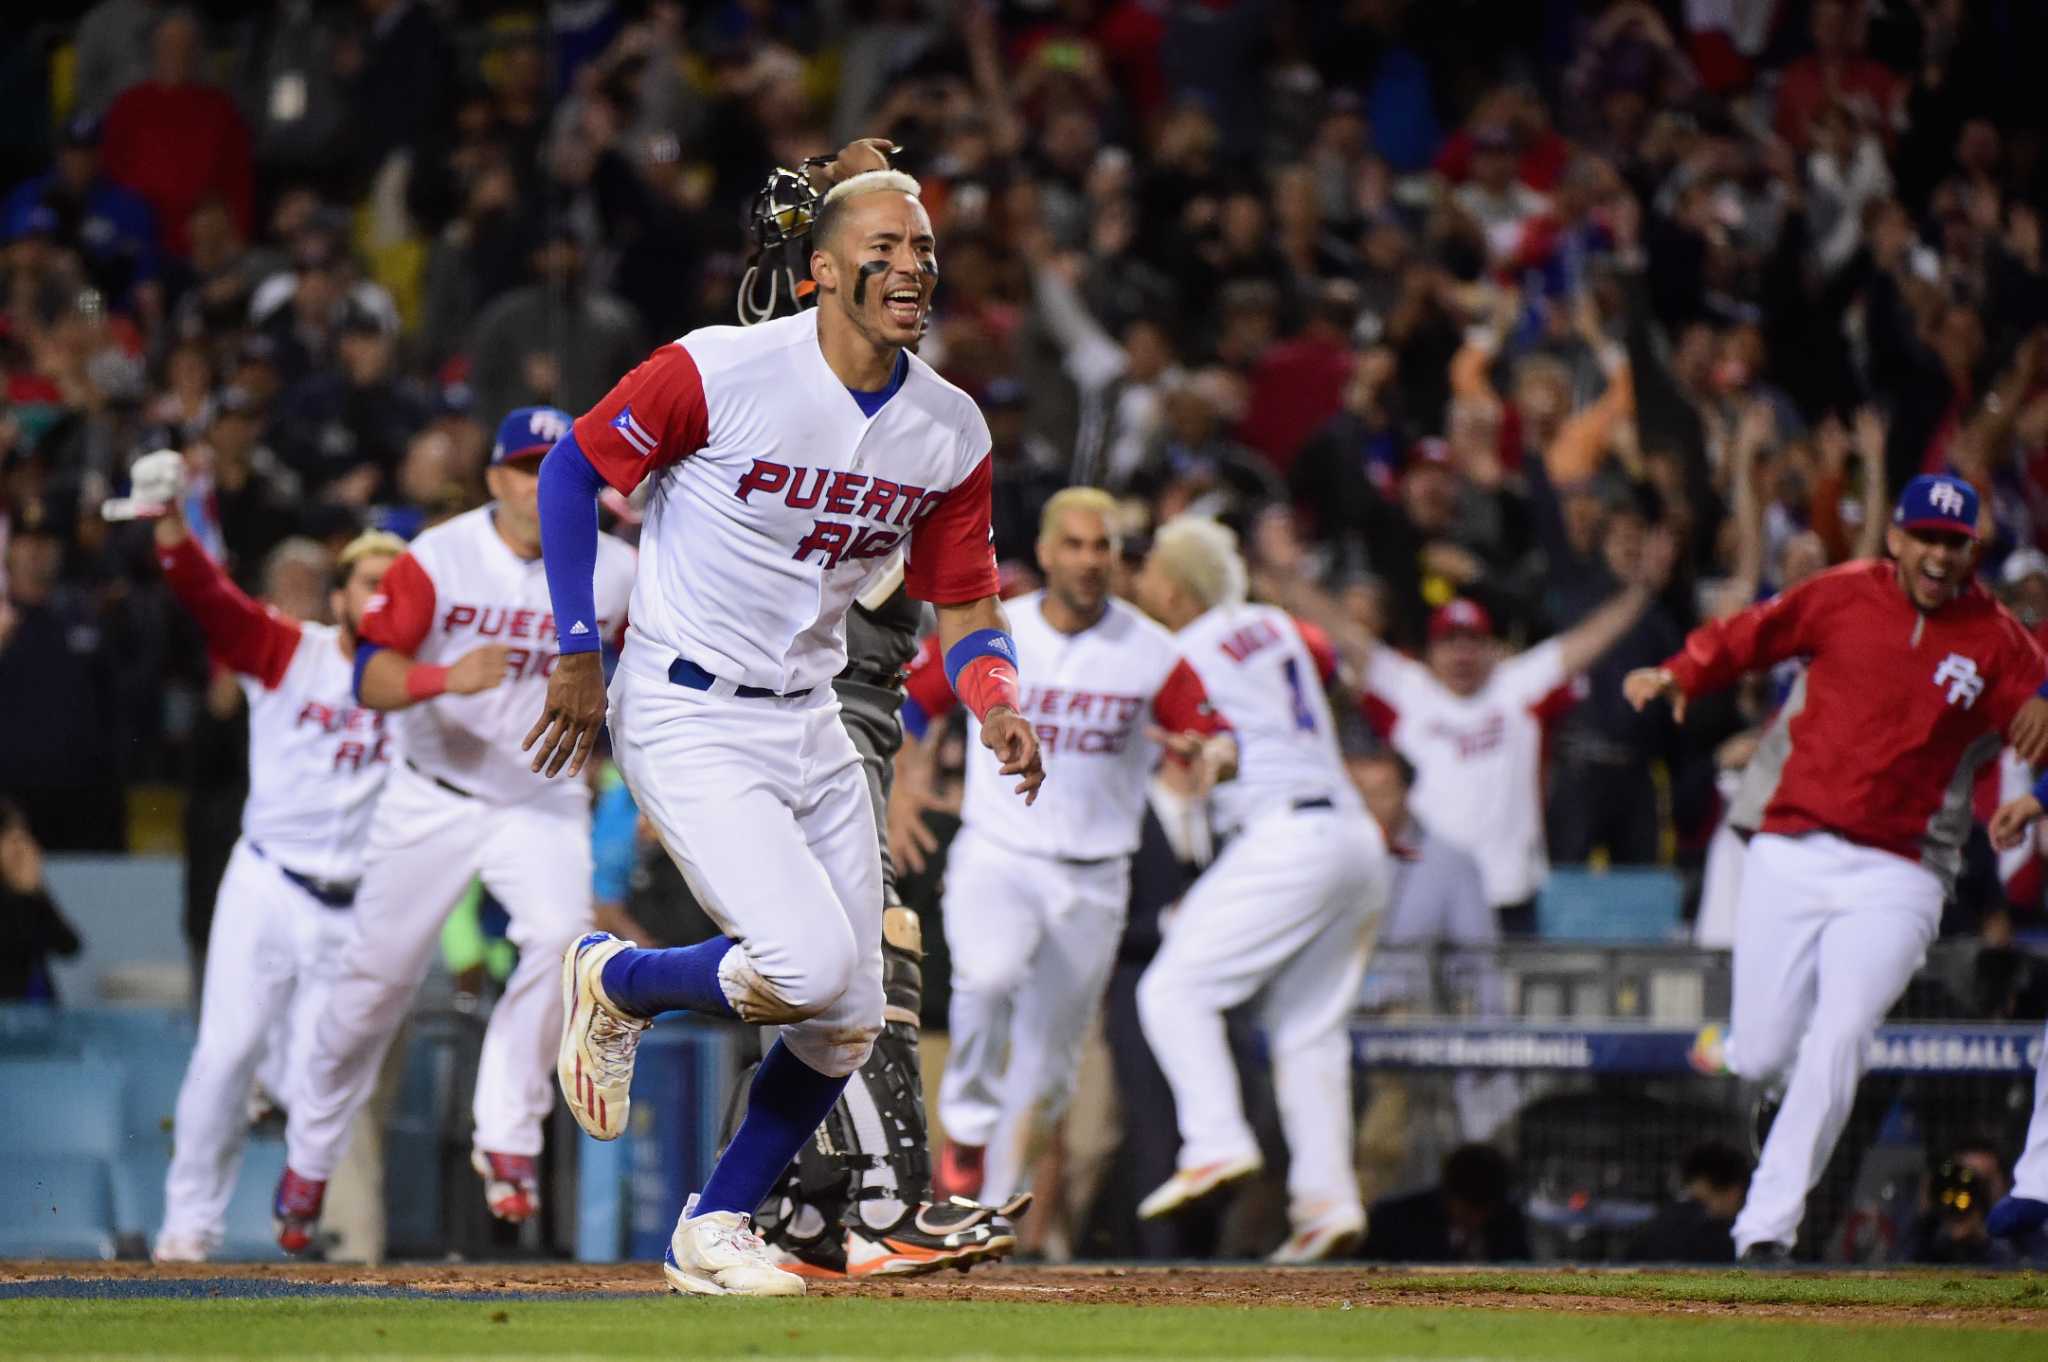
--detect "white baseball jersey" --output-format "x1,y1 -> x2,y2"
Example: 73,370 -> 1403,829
157,537 -> 389,883
359,505 -> 635,808
907,593 -> 1225,861
569,309 -> 999,693
1176,603 -> 1355,834
1365,638 -> 1572,906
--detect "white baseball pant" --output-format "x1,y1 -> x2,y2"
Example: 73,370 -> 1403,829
1139,805 -> 1388,1228
608,653 -> 883,1078
1726,831 -> 1941,1253
159,840 -> 351,1247
286,763 -> 593,1179
2010,1025 -> 2048,1203
937,826 -> 1129,1206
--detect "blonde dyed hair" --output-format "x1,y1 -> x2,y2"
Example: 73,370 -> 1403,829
1148,516 -> 1246,611
1037,485 -> 1122,550
335,529 -> 407,586
822,168 -> 924,208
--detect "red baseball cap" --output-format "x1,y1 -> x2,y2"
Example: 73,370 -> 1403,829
1428,598 -> 1495,641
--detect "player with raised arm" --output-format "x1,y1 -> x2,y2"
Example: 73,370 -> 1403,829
526,148 -> 1044,1296
107,452 -> 420,1263
270,407 -> 637,1251
1626,475 -> 2048,1261
1128,518 -> 1392,1263
911,487 -> 1235,1211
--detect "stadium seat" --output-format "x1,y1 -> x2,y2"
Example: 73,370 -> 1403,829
0,1154 -> 118,1259
1536,867 -> 1684,942
0,1059 -> 125,1159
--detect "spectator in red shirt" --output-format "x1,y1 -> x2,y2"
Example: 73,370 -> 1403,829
1238,280 -> 1358,476
100,8 -> 253,259
1773,0 -> 1901,154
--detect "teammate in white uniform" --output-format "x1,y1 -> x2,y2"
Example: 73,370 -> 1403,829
530,161 -> 1045,1296
1128,518 -> 1391,1262
272,407 -> 636,1250
1359,562 -> 1669,932
905,488 -> 1233,1209
121,452 -> 416,1262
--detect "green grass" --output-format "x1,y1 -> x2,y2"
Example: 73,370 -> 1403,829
0,1295 -> 2035,1362
1365,1268 -> 2048,1310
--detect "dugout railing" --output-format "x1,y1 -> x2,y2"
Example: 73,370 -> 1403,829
1349,939 -> 2044,1264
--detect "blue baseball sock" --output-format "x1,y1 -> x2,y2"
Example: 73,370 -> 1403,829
599,938 -> 740,1020
694,1040 -> 849,1217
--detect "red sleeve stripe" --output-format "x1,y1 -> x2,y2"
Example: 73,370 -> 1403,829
1152,658 -> 1229,735
905,452 -> 1000,606
358,551 -> 436,655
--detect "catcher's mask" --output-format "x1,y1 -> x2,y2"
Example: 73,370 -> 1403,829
738,158 -> 835,325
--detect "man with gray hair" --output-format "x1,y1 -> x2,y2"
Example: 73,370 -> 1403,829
1130,517 -> 1392,1262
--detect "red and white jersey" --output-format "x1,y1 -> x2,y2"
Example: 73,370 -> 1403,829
158,538 -> 389,882
1178,603 -> 1355,835
1366,639 -> 1571,906
360,505 -> 635,809
907,594 -> 1224,861
571,310 -> 999,693
1668,560 -> 2047,888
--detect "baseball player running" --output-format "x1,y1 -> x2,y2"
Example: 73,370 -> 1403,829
1626,474 -> 2048,1261
272,406 -> 636,1251
912,487 -> 1235,1211
529,153 -> 1044,1296
1129,517 -> 1392,1263
113,452 -> 412,1262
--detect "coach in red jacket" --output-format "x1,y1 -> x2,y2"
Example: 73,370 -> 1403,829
1627,473 -> 2048,1263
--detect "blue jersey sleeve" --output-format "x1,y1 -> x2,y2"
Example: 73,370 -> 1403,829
538,431 -> 610,656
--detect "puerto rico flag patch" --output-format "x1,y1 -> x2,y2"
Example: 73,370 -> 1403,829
612,405 -> 657,457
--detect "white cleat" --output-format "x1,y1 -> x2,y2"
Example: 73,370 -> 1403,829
150,1232 -> 212,1264
663,1194 -> 807,1297
557,932 -> 650,1141
1137,1153 -> 1265,1220
1268,1209 -> 1365,1264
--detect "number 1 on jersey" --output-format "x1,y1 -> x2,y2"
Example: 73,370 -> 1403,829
1281,657 -> 1317,732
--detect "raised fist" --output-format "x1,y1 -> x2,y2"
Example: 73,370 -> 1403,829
805,139 -> 899,195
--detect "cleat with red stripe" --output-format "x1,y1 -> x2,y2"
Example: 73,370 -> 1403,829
272,1167 -> 326,1255
1137,1154 -> 1263,1220
556,933 -> 649,1141
472,1149 -> 541,1223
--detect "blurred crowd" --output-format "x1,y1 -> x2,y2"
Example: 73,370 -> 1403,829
6,0 -> 2048,942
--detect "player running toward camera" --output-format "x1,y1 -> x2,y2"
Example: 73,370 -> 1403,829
529,150 -> 1044,1297
913,487 -> 1235,1211
271,407 -> 636,1252
1129,518 -> 1393,1263
1626,474 -> 2048,1262
107,453 -> 419,1263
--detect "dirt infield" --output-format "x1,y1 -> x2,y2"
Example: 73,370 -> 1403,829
6,1260 -> 2047,1328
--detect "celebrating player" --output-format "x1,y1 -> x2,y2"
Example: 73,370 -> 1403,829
913,487 -> 1234,1211
271,407 -> 637,1251
1625,474 -> 2048,1261
114,452 -> 410,1262
529,153 -> 1044,1296
1129,517 -> 1392,1263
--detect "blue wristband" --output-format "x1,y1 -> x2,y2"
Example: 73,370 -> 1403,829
352,641 -> 384,704
2037,678 -> 2048,702
943,629 -> 1018,693
900,695 -> 931,741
